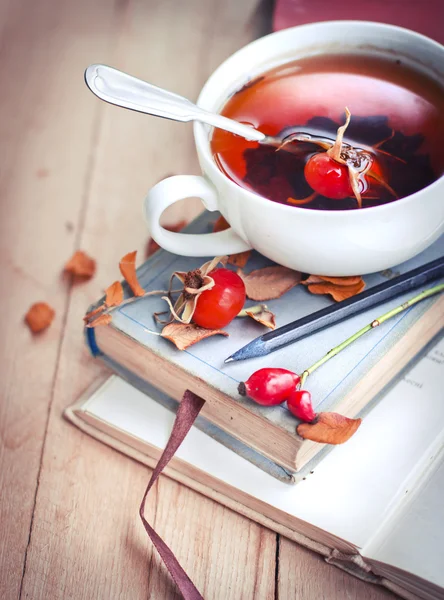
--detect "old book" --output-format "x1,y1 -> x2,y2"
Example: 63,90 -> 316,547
67,332 -> 444,600
85,212 -> 444,474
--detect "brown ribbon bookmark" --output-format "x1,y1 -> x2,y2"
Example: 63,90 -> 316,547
139,390 -> 206,600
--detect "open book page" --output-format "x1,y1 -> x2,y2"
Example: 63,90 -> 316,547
361,340 -> 444,589
76,332 -> 444,551
363,438 -> 444,591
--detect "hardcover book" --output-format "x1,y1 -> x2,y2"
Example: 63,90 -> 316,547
85,212 -> 444,477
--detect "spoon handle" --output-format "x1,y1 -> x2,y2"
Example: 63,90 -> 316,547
84,64 -> 265,142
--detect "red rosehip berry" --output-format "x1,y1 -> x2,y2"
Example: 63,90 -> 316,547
238,368 -> 301,406
193,268 -> 246,329
287,389 -> 316,422
304,153 -> 352,199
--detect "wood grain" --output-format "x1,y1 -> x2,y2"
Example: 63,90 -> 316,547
0,0 -> 396,598
277,538 -> 396,599
15,1 -> 277,599
0,0 -> 118,596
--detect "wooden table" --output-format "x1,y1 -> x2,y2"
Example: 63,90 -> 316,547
0,1 -> 397,598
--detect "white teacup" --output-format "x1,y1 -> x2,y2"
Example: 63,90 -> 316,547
144,21 -> 444,275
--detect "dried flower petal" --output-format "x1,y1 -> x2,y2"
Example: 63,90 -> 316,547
105,281 -> 124,307
348,167 -> 362,209
301,275 -> 324,286
161,322 -> 228,350
64,250 -> 96,279
199,256 -> 227,277
83,304 -> 105,322
119,251 -> 145,297
297,411 -> 361,444
327,107 -> 351,164
238,266 -> 301,301
307,279 -> 366,302
228,251 -> 251,269
212,216 -> 230,233
245,307 -> 276,329
287,193 -> 317,206
146,221 -> 187,257
25,302 -> 55,333
302,274 -> 364,286
86,313 -> 112,328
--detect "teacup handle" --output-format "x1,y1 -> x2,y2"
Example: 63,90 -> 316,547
144,175 -> 252,257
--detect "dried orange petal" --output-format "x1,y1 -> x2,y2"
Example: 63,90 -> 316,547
227,251 -> 251,269
105,281 -> 124,307
297,412 -> 361,444
64,250 -> 96,279
119,251 -> 145,297
307,280 -> 365,302
161,322 -> 228,350
86,314 -> 112,328
25,302 -> 55,333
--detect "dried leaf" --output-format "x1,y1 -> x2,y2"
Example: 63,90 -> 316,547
308,279 -> 366,302
87,313 -> 112,328
146,220 -> 187,257
301,275 -> 324,286
25,302 -> 55,333
83,304 -> 105,322
302,275 -> 363,286
161,322 -> 228,350
297,412 -> 361,444
64,250 -> 96,279
228,251 -> 251,269
105,281 -> 124,307
238,266 -> 302,301
245,307 -> 276,329
212,216 -> 230,232
319,275 -> 363,286
119,251 -> 145,297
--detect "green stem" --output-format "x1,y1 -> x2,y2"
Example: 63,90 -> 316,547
299,283 -> 444,388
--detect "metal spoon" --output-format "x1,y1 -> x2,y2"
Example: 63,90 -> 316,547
84,64 -> 270,143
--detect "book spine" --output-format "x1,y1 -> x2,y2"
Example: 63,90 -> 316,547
85,325 -> 102,358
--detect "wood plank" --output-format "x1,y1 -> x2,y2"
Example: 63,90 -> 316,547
278,537 -> 396,599
0,0 -> 117,596
20,1 -> 277,599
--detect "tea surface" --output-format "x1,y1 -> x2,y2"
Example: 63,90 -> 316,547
211,54 -> 444,210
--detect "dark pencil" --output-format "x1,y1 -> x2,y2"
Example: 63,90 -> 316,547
224,256 -> 444,363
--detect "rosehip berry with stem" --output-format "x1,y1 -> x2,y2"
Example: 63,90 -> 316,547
238,368 -> 301,406
192,268 -> 246,329
287,389 -> 316,423
304,153 -> 352,200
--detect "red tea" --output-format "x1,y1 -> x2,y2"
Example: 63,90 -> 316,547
211,54 -> 444,210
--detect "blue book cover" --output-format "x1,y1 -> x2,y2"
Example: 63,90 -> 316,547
86,212 -> 444,475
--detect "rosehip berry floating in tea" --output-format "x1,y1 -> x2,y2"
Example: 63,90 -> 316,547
287,389 -> 316,423
212,53 -> 442,210
238,368 -> 301,406
304,153 -> 352,199
192,268 -> 246,329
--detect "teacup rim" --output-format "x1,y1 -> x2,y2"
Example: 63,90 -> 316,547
194,19 -> 444,218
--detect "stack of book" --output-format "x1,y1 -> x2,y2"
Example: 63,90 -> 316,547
83,212 -> 444,481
